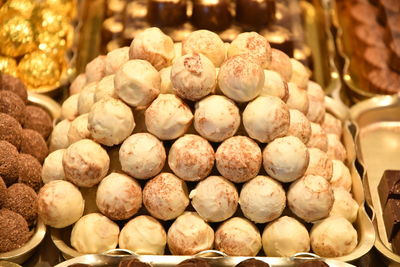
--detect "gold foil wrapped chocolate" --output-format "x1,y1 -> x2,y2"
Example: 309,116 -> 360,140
0,0 -> 35,18
0,56 -> 18,76
37,31 -> 67,58
32,8 -> 68,36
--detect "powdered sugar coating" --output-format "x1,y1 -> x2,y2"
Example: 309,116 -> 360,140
305,148 -> 333,181
261,70 -> 289,102
86,55 -> 107,83
287,109 -> 311,144
307,122 -> 328,152
269,48 -> 292,82
286,82 -> 309,115
105,46 -> 130,75
326,134 -> 347,161
306,81 -> 325,124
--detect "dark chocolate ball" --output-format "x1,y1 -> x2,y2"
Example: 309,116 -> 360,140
176,259 -> 212,267
0,141 -> 19,186
236,259 -> 270,267
0,91 -> 26,124
3,183 -> 38,226
0,113 -> 22,149
118,259 -> 152,267
297,260 -> 329,267
23,105 -> 53,139
18,153 -> 42,192
0,176 -> 6,207
0,74 -> 28,104
20,129 -> 48,163
0,208 -> 30,253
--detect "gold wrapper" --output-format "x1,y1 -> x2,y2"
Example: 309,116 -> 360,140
0,56 -> 18,76
17,51 -> 60,88
43,0 -> 73,17
37,31 -> 67,58
0,0 -> 35,18
32,8 -> 68,36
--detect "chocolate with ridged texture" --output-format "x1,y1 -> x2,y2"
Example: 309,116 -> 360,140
147,0 -> 187,27
387,15 -> 400,37
18,153 -> 42,192
118,259 -> 152,267
297,260 -> 329,267
23,105 -> 53,139
236,259 -> 270,267
378,170 -> 400,208
0,141 -> 19,186
191,0 -> 232,31
0,90 -> 25,124
20,129 -> 48,163
0,112 -> 22,149
0,74 -> 28,103
0,208 -> 30,253
0,177 -> 6,207
3,183 -> 38,226
389,40 -> 400,73
354,24 -> 385,57
176,259 -> 212,267
362,46 -> 389,75
349,2 -> 378,25
383,199 -> 400,240
366,69 -> 400,94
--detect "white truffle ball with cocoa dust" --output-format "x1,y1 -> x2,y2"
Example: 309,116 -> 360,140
129,27 -> 175,70
71,213 -> 119,254
94,75 -> 117,102
307,122 -> 328,152
114,59 -> 160,107
286,82 -> 309,114
216,136 -> 262,183
42,149 -> 65,184
305,148 -> 333,181
322,113 -> 343,137
96,173 -> 142,220
68,114 -> 91,145
61,94 -> 79,121
119,215 -> 167,255
78,82 -> 97,115
85,55 -> 106,83
269,48 -> 292,82
145,94 -> 193,140
159,66 -> 174,94
215,217 -> 262,256
171,53 -> 216,101
310,216 -> 358,257
330,160 -> 352,192
119,133 -> 166,179
88,98 -> 135,146
262,216 -> 310,257
289,58 -> 309,89
194,95 -> 240,142
190,176 -> 238,222
69,73 -> 87,95
168,134 -> 214,181
227,32 -> 272,68
63,139 -> 110,187
262,136 -> 309,183
167,212 -> 214,255
49,119 -> 71,151
326,134 -> 347,162
38,180 -> 84,228
330,188 -> 359,223
287,109 -> 312,144
218,55 -> 264,102
239,175 -> 286,223
306,81 -> 325,124
261,70 -> 289,102
243,96 -> 290,143
287,175 -> 334,222
143,173 -> 189,221
105,46 -> 129,75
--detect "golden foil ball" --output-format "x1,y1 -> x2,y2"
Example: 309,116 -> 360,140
0,56 -> 18,76
0,0 -> 36,18
37,31 -> 67,58
32,8 -> 68,36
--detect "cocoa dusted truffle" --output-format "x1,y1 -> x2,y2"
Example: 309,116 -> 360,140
236,259 -> 270,267
0,112 -> 22,149
0,208 -> 30,253
0,90 -> 25,124
0,74 -> 28,103
0,177 -> 6,207
119,259 -> 152,267
176,259 -> 211,267
0,141 -> 19,186
18,153 -> 42,192
3,183 -> 38,226
23,105 -> 53,139
20,129 -> 48,163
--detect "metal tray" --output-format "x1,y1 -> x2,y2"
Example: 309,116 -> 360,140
350,94 -> 400,264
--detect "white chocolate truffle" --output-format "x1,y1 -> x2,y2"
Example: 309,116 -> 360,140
173,42 -> 182,62
85,55 -> 107,83
263,136 -> 309,183
49,119 -> 71,151
42,149 -> 65,184
307,122 -> 328,152
322,113 -> 343,137
120,133 -> 166,179
239,176 -> 286,223
262,216 -> 310,257
218,55 -> 264,102
327,134 -> 347,161
289,58 -> 309,89
68,114 -> 91,145
78,82 -> 97,115
71,213 -> 119,254
216,136 -> 262,183
228,32 -> 272,68
261,70 -> 289,102
119,215 -> 167,255
287,109 -> 312,144
330,160 -> 352,192
159,66 -> 174,94
63,139 -> 110,187
190,176 -> 238,222
37,180 -> 84,228
243,96 -> 290,143
145,94 -> 193,140
215,217 -> 262,256
168,212 -> 214,255
310,216 -> 358,257
305,148 -> 333,181
96,173 -> 142,220
287,175 -> 334,222
143,173 -> 189,221
61,94 -> 79,121
330,188 -> 359,223
194,95 -> 240,142
286,82 -> 309,115
88,98 -> 135,146
168,135 -> 214,181
171,53 -> 216,101
114,59 -> 160,107
269,48 -> 292,82
70,73 -> 87,95
105,46 -> 130,75
306,81 -> 325,124
182,30 -> 225,67
94,74 -> 117,102
129,27 -> 175,70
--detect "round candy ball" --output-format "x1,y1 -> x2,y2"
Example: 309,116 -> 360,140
78,82 -> 97,115
0,90 -> 25,124
329,188 -> 359,223
20,129 -> 48,163
306,81 -> 325,124
269,48 -> 292,82
94,74 -> 117,102
23,105 -> 53,139
0,140 -> 19,186
18,153 -> 42,192
286,82 -> 309,115
0,74 -> 28,103
330,160 -> 352,192
307,122 -> 328,152
49,119 -> 71,151
287,109 -> 312,144
305,148 -> 333,181
42,149 -> 66,184
61,94 -> 79,121
261,70 -> 289,102
289,58 -> 309,90
0,112 -> 22,149
0,208 -> 30,253
67,113 -> 91,145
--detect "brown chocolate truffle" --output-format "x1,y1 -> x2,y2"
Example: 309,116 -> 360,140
367,69 -> 400,94
297,260 -> 329,267
0,176 -> 6,207
349,2 -> 378,25
176,259 -> 212,267
3,183 -> 38,226
0,208 -> 30,253
389,41 -> 400,73
363,46 -> 389,74
0,112 -> 22,149
0,141 -> 19,186
23,105 -> 53,139
0,91 -> 25,124
118,259 -> 152,267
236,259 -> 270,267
20,129 -> 48,163
18,153 -> 42,192
0,74 -> 28,103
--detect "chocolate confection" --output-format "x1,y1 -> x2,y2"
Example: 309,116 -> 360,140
366,69 -> 400,94
236,259 -> 270,267
387,15 -> 400,37
0,113 -> 22,149
391,226 -> 400,255
23,105 -> 53,139
349,2 -> 378,25
0,141 -> 19,186
0,91 -> 26,124
354,24 -> 385,55
17,153 -> 42,192
20,129 -> 48,163
0,74 -> 28,103
362,46 -> 389,75
176,259 -> 212,267
389,41 -> 400,73
297,261 -> 329,267
379,0 -> 400,16
0,177 -> 6,207
3,183 -> 38,226
191,0 -> 232,31
383,198 -> 400,240
378,170 -> 400,208
68,264 -> 93,267
118,259 -> 152,267
0,208 -> 30,253
146,0 -> 187,27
